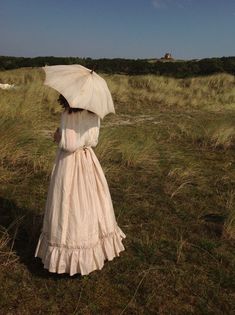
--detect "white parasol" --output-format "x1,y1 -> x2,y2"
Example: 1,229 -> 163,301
42,64 -> 115,119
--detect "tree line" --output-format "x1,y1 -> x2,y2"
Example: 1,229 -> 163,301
0,55 -> 234,78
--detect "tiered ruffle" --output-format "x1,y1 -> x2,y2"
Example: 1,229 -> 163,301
34,225 -> 126,276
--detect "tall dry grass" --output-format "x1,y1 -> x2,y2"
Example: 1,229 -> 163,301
104,72 -> 235,113
0,67 -> 234,314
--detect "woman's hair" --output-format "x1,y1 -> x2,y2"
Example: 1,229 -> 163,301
57,94 -> 94,114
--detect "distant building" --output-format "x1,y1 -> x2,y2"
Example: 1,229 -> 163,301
161,53 -> 174,60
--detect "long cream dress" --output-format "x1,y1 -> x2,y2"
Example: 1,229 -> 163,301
34,109 -> 126,276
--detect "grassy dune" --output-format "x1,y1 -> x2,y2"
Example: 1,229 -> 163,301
0,67 -> 235,314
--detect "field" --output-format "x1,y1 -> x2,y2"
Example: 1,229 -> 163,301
0,67 -> 235,315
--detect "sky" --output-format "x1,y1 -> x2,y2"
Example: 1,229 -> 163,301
0,0 -> 234,60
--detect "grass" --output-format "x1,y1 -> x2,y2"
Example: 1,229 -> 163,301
0,67 -> 235,314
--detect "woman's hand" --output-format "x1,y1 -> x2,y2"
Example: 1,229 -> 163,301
53,127 -> 61,144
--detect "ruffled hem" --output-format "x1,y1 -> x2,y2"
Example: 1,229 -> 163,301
34,225 -> 126,276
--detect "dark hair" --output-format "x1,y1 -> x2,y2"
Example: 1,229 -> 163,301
57,94 -> 94,114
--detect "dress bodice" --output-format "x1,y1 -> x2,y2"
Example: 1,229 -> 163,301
58,110 -> 100,153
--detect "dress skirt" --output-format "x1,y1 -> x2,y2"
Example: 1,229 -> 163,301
34,145 -> 126,276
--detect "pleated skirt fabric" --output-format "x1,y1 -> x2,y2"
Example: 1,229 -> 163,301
34,146 -> 126,276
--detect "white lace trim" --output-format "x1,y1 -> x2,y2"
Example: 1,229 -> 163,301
39,225 -> 126,250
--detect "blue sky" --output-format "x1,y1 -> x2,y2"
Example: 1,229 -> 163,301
0,0 -> 234,60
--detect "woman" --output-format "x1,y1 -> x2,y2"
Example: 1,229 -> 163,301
34,94 -> 126,276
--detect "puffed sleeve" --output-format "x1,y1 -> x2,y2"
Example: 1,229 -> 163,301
59,128 -> 78,153
58,112 -> 79,153
86,114 -> 100,147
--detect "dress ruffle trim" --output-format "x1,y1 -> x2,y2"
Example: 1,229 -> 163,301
34,225 -> 126,276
